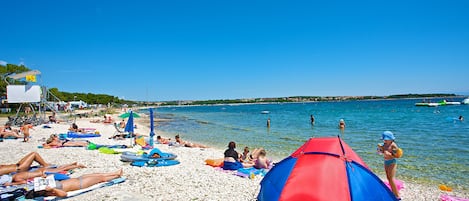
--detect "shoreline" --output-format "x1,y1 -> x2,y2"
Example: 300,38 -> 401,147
0,113 -> 468,200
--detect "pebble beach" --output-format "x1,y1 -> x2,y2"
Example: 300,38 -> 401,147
1,110 -> 468,201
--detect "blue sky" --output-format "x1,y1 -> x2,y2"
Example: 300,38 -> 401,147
1,1 -> 468,101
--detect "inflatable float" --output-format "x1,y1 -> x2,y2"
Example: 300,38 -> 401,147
131,159 -> 180,167
383,179 -> 405,192
120,148 -> 177,162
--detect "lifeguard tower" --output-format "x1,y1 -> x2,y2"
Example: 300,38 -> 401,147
3,70 -> 68,126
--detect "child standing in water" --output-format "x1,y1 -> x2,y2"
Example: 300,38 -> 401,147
379,131 -> 401,200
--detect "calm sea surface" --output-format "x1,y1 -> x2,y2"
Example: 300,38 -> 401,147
145,98 -> 469,189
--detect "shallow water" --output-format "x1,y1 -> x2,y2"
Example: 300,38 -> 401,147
146,98 -> 469,189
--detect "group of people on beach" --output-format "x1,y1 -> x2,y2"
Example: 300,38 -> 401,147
0,122 -> 34,142
222,141 -> 271,170
0,152 -> 123,198
156,134 -> 208,148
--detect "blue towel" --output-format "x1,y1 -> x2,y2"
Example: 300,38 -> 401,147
223,161 -> 243,170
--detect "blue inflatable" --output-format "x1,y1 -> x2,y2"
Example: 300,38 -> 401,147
120,148 -> 177,162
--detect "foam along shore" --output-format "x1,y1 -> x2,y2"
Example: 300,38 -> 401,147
0,113 -> 468,200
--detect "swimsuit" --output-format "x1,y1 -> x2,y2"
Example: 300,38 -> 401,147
55,177 -> 82,190
61,139 -> 70,146
384,158 -> 397,166
55,181 -> 63,190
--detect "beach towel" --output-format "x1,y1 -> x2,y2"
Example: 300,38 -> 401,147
43,177 -> 126,201
222,161 -> 243,170
213,167 -> 267,179
0,188 -> 27,200
440,194 -> 469,201
64,132 -> 101,139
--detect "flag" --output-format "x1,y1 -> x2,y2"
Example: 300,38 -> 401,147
26,75 -> 36,82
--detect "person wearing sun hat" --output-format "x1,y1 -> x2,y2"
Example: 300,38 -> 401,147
380,131 -> 401,200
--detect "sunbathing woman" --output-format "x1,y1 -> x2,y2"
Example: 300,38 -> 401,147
25,169 -> 123,198
68,123 -> 85,133
1,162 -> 86,186
0,152 -> 50,176
0,123 -> 21,139
43,134 -> 89,148
175,135 -> 208,148
156,136 -> 170,144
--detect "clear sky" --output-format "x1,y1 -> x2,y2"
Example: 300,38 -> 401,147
1,1 -> 468,101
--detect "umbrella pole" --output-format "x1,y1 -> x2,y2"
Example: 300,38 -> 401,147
129,132 -> 134,147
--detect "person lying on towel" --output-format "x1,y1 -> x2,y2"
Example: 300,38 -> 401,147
43,134 -> 89,148
25,169 -> 123,198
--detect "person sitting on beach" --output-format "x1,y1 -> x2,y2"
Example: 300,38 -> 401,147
48,112 -> 58,124
1,162 -> 86,186
21,121 -> 34,142
0,152 -> 50,176
338,119 -> 346,129
103,115 -> 113,124
253,149 -> 271,169
0,123 -> 21,139
25,169 -> 123,198
175,134 -> 208,148
43,134 -> 89,148
222,141 -> 254,170
156,136 -> 170,144
379,131 -> 401,199
240,146 -> 250,162
119,119 -> 126,128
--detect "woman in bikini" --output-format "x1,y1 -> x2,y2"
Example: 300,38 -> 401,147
1,162 -> 86,186
43,134 -> 89,148
25,169 -> 123,198
0,152 -> 50,176
379,131 -> 401,200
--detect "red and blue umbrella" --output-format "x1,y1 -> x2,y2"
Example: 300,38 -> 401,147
258,136 -> 398,201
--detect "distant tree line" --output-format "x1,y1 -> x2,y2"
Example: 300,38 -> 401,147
0,64 -> 137,106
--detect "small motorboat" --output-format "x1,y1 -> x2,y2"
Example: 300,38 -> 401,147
261,110 -> 270,114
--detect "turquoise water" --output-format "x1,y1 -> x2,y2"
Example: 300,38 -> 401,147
147,99 -> 469,189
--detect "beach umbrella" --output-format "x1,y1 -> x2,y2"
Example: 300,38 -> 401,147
149,108 -> 155,147
124,111 -> 135,146
119,112 -> 141,119
257,136 -> 398,201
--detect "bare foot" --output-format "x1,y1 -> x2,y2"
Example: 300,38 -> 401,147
117,168 -> 123,177
78,164 -> 87,168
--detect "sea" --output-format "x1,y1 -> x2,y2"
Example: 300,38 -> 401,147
143,98 -> 469,189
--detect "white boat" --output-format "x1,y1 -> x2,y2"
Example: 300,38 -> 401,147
445,101 -> 461,105
463,98 -> 469,105
261,110 -> 270,114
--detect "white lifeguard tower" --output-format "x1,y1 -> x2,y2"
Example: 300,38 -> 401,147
3,70 -> 68,126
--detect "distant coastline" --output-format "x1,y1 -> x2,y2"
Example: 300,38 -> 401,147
148,93 -> 464,106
